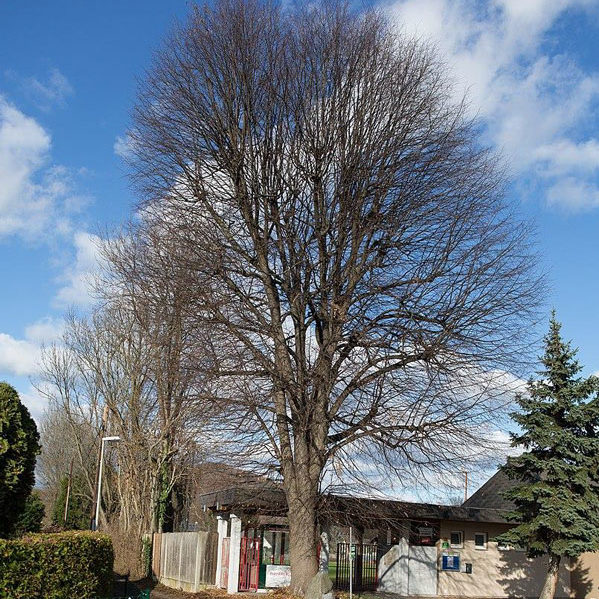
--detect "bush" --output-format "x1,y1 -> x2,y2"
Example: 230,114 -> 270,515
0,531 -> 113,599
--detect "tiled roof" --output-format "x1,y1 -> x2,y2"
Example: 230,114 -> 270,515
199,479 -> 511,524
462,469 -> 516,512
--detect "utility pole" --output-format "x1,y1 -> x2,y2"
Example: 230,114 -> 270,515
63,458 -> 74,526
463,471 -> 468,502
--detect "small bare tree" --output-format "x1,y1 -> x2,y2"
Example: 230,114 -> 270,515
99,221 -> 210,533
38,300 -> 205,535
126,0 -> 543,591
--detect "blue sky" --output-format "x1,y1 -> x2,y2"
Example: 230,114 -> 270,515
1,0 -> 599,440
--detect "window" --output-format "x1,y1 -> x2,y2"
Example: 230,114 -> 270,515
450,531 -> 463,548
261,530 -> 290,565
474,532 -> 487,550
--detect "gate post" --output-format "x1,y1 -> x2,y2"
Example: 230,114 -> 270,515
227,514 -> 242,594
215,515 -> 228,586
319,530 -> 330,573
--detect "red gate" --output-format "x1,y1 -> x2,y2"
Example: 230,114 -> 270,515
239,537 -> 261,592
220,537 -> 230,589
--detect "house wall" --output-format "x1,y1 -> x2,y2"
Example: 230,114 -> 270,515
571,552 -> 599,599
438,521 -> 570,599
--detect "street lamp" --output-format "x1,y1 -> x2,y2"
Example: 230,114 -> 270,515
93,436 -> 121,530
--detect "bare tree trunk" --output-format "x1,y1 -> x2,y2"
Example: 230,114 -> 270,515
286,476 -> 319,593
540,554 -> 561,599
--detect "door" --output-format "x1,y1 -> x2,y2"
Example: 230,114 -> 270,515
239,537 -> 261,591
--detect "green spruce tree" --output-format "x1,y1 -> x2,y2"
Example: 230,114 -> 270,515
497,313 -> 599,599
52,474 -> 92,530
14,491 -> 45,535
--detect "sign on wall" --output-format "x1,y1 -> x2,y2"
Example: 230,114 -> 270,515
265,565 -> 292,587
442,555 -> 460,571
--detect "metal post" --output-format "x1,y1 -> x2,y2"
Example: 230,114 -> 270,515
95,438 -> 106,530
63,457 -> 74,525
90,405 -> 109,530
349,526 -> 353,599
94,435 -> 121,531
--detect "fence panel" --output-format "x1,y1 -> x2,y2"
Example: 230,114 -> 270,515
156,531 -> 218,593
335,543 -> 381,592
152,533 -> 162,578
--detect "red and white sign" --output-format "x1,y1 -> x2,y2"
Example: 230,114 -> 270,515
265,565 -> 292,587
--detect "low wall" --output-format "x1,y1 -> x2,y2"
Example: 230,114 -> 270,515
152,531 -> 218,593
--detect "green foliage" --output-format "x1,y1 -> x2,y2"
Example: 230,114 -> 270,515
0,382 -> 40,537
14,491 -> 45,536
0,531 -> 113,599
497,313 -> 599,559
142,535 -> 152,578
52,474 -> 92,530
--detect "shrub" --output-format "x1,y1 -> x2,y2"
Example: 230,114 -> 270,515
0,531 -> 113,599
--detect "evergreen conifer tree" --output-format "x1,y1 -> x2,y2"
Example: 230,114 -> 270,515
497,313 -> 599,599
0,382 -> 40,537
52,474 -> 92,530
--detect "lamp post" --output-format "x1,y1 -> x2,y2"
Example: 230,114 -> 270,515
93,436 -> 121,531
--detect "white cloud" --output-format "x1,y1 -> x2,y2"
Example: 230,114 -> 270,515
54,231 -> 104,308
14,67 -> 74,111
24,316 -> 64,345
0,316 -> 64,379
113,133 -> 135,159
387,0 -> 599,212
18,384 -> 48,425
0,334 -> 41,377
546,177 -> 599,211
0,96 -> 85,239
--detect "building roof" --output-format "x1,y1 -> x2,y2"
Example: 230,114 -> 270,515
462,469 -> 516,512
199,480 -> 511,524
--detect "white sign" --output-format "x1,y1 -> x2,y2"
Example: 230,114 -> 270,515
265,565 -> 292,588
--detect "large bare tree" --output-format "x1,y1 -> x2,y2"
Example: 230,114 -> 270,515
126,0 -> 542,591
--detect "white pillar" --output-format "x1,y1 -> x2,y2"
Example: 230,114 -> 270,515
319,530 -> 330,573
215,515 -> 228,587
228,514 -> 242,594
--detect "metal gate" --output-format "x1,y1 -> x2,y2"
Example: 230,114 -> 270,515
239,537 -> 261,592
220,537 -> 230,589
335,543 -> 380,591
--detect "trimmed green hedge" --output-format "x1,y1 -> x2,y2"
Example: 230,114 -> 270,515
0,531 -> 113,599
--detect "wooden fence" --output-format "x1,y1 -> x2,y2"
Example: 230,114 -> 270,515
152,531 -> 218,593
